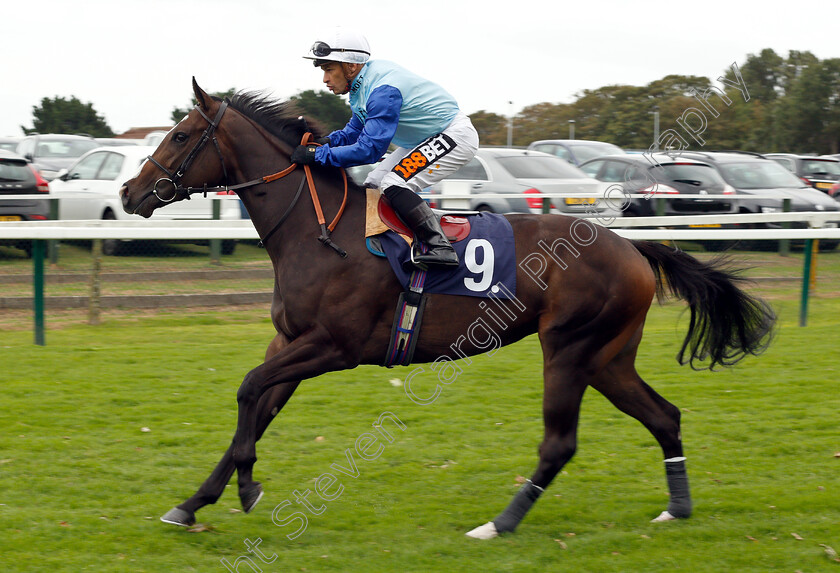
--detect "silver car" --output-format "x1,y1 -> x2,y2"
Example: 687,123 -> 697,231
428,148 -> 622,222
14,133 -> 101,181
527,139 -> 625,166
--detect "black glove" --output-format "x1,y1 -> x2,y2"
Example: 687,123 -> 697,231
314,136 -> 330,145
291,144 -> 318,165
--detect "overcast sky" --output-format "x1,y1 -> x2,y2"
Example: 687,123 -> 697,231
4,0 -> 840,138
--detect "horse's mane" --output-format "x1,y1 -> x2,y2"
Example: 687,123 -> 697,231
224,91 -> 326,147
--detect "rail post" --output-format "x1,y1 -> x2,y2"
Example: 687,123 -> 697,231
210,198 -> 221,264
779,198 -> 791,256
48,197 -> 59,264
799,238 -> 814,327
88,239 -> 102,325
32,239 -> 46,345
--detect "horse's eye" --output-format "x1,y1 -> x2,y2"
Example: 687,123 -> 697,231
173,132 -> 189,143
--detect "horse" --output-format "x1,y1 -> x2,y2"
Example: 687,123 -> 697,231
119,79 -> 775,538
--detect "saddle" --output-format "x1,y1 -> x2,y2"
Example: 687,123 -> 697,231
364,188 -> 472,244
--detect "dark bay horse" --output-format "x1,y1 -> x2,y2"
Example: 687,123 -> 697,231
119,79 -> 775,538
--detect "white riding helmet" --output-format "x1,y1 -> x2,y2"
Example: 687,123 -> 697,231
304,28 -> 371,65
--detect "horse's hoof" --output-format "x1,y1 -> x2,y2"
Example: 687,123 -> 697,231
160,507 -> 196,527
241,483 -> 264,514
465,521 -> 498,539
651,510 -> 676,522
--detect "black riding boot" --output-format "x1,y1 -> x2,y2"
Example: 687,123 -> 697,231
384,185 -> 459,269
401,202 -> 460,268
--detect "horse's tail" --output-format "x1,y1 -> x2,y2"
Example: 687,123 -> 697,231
632,240 -> 776,370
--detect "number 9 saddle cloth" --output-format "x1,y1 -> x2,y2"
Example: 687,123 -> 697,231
364,189 -> 518,300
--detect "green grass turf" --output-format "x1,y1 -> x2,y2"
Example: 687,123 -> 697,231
0,297 -> 838,572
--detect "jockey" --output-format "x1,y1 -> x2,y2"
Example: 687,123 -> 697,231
292,27 -> 479,268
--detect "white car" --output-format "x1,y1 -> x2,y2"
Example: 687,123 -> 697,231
49,145 -> 243,255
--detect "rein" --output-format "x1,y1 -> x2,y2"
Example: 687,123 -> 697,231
256,133 -> 350,256
146,102 -> 349,258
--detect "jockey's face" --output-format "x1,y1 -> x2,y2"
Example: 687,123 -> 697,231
320,62 -> 361,95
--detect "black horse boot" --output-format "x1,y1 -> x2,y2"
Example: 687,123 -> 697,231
400,201 -> 459,268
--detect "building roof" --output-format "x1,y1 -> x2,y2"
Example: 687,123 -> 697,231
115,126 -> 173,139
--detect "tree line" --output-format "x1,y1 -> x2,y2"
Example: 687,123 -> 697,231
22,48 -> 840,155
474,48 -> 840,155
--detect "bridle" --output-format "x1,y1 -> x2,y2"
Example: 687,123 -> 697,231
146,101 -> 231,203
144,100 -> 348,257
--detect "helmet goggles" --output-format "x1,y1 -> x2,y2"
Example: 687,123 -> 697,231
310,41 -> 370,59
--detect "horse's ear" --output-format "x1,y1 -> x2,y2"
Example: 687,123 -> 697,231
192,77 -> 210,110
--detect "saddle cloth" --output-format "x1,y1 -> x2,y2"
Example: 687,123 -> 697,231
364,189 -> 517,299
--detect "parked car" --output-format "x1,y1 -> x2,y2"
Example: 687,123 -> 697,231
346,153 -> 434,207
764,153 -> 840,193
143,131 -> 170,147
49,145 -> 242,255
527,139 -> 625,166
679,151 -> 840,250
579,153 -> 738,216
0,149 -> 51,257
94,137 -> 144,147
579,153 -> 739,250
425,148 -> 622,221
346,153 -> 388,189
0,137 -> 20,152
15,134 -> 101,181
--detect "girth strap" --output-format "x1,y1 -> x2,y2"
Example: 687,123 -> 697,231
383,246 -> 430,367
